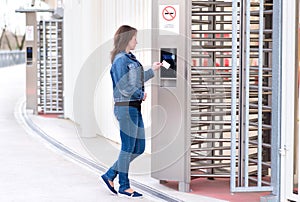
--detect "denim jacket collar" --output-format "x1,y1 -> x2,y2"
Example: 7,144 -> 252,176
125,52 -> 137,61
115,51 -> 139,63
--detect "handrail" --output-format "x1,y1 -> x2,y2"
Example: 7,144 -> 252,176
0,50 -> 25,67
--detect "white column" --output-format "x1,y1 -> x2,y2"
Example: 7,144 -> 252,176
64,0 -> 153,150
281,0 -> 297,201
63,0 -> 82,120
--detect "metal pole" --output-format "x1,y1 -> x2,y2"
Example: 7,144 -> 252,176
257,0 -> 265,188
230,0 -> 238,192
244,0 -> 251,188
239,0 -> 246,186
43,20 -> 47,113
270,0 -> 282,199
56,21 -> 59,112
50,21 -> 53,113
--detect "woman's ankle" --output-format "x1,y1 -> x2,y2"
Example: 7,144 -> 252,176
124,188 -> 134,193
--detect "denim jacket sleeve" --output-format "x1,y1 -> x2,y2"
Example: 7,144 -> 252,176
144,68 -> 155,82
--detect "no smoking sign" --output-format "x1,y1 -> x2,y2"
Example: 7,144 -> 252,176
162,6 -> 176,21
159,5 -> 179,35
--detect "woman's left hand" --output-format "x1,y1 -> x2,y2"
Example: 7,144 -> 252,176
143,92 -> 147,101
152,62 -> 162,71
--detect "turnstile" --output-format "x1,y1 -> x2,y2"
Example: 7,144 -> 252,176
37,20 -> 64,114
17,9 -> 63,115
152,0 -> 277,194
191,0 -> 273,185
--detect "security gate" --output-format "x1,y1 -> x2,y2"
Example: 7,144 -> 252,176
151,0 -> 280,196
190,0 -> 278,193
37,20 -> 64,114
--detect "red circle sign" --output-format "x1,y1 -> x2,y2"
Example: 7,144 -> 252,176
162,6 -> 176,21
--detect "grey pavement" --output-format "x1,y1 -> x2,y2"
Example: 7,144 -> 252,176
0,64 -> 154,202
0,64 -> 226,202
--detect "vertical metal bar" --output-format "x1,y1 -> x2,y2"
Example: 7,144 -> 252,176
49,21 -> 53,113
186,0 -> 192,191
298,115 -> 300,201
209,1 -> 215,176
43,20 -> 47,113
239,0 -> 246,186
298,7 -> 300,188
61,20 -> 64,113
230,0 -> 238,192
257,0 -> 264,188
211,1 -> 216,176
56,21 -> 59,112
295,1 -> 300,192
244,0 -> 251,187
270,0 -> 282,198
295,0 -> 300,187
219,3 -> 225,159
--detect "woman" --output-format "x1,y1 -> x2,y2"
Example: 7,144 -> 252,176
101,25 -> 162,198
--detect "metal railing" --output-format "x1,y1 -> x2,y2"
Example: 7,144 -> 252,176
0,50 -> 25,67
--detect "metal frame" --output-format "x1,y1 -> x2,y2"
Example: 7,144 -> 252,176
231,0 -> 279,195
230,0 -> 238,192
271,0 -> 281,200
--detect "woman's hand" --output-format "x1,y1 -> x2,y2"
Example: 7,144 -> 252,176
143,92 -> 147,101
152,62 -> 162,71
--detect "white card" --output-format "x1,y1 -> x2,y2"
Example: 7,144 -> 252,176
162,60 -> 171,69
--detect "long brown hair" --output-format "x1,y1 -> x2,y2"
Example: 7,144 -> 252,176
111,25 -> 137,63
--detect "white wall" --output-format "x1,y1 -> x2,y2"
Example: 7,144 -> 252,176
63,0 -> 152,153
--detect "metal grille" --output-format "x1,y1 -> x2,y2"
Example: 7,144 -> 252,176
191,0 -> 274,192
37,20 -> 64,114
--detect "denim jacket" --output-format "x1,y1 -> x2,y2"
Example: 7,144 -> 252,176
110,51 -> 154,103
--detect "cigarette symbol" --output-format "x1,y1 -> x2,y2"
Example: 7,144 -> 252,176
162,6 -> 176,21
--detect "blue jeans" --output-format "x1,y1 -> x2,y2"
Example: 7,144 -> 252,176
104,106 -> 145,191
